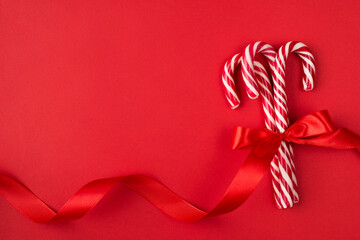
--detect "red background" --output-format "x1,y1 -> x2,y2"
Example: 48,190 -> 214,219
1,0 -> 360,239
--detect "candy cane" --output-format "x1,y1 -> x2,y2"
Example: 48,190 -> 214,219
272,41 -> 315,207
222,42 -> 286,208
240,41 -> 298,208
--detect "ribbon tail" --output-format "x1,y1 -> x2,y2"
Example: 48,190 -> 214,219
289,128 -> 360,152
0,134 -> 282,223
207,134 -> 283,217
0,174 -> 57,222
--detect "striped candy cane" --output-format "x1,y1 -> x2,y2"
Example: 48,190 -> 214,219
272,41 -> 315,207
240,41 -> 297,208
222,42 -> 286,208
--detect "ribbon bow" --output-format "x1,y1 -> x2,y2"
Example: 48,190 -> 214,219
233,110 -> 360,153
0,110 -> 359,223
226,110 -> 360,217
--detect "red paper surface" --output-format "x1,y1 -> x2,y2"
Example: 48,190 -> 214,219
0,0 -> 360,239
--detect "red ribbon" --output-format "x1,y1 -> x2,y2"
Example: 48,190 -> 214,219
0,110 -> 359,223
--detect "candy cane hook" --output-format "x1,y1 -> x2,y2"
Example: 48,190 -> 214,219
222,53 -> 242,109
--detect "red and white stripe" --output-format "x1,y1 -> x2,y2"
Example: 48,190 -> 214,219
241,42 -> 276,99
253,61 -> 286,209
222,41 -> 292,208
240,41 -> 299,208
222,53 -> 242,109
272,41 -> 315,207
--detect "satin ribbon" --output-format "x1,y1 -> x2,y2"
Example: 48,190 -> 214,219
0,110 -> 359,223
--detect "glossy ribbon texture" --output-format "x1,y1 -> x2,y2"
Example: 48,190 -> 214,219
0,110 -> 359,223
